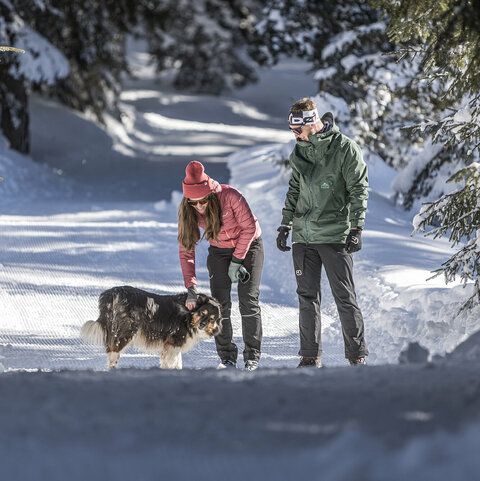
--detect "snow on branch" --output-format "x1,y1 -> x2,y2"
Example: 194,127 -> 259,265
413,163 -> 480,307
8,19 -> 69,85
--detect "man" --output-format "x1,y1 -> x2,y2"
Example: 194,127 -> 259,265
276,97 -> 369,368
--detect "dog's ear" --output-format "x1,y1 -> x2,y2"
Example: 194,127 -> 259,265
195,294 -> 209,307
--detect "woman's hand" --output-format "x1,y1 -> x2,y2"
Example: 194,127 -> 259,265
228,259 -> 242,283
186,301 -> 197,310
228,259 -> 251,284
185,286 -> 198,310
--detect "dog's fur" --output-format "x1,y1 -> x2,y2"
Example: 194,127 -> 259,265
81,286 -> 222,370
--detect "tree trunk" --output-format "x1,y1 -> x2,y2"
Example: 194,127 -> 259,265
0,71 -> 30,154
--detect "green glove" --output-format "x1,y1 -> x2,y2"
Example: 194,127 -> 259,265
228,260 -> 242,283
237,265 -> 250,284
228,259 -> 251,284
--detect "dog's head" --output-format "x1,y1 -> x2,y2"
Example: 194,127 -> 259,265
191,295 -> 222,337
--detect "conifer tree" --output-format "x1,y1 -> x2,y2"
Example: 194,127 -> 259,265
0,1 -> 69,153
373,0 -> 480,208
252,0 -> 417,169
412,164 -> 480,308
375,0 -> 480,307
140,0 -> 260,94
0,0 -> 262,153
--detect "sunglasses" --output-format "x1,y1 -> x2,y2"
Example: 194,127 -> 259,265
289,126 -> 303,136
187,195 -> 210,206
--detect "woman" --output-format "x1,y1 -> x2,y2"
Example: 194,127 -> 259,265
178,161 -> 264,371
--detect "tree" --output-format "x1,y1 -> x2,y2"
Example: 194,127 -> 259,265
374,0 -> 480,306
0,0 -> 264,153
412,164 -> 480,309
15,0 -> 135,121
141,0 -> 260,94
0,0 -> 132,153
251,0 -> 420,170
373,0 -> 480,208
0,2 -> 69,153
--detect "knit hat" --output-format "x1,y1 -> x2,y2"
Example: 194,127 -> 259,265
182,161 -> 214,199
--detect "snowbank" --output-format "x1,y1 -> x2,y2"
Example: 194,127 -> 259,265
0,134 -> 70,205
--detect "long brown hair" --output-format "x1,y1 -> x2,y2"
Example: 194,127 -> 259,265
178,192 -> 223,251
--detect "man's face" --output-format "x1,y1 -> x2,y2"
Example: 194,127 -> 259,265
289,122 -> 322,142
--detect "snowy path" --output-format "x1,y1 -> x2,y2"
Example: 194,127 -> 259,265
1,58 -> 347,371
29,58 -> 313,202
0,201 -> 305,371
0,196 -> 370,371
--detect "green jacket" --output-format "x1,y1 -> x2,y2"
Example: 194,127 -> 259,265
281,114 -> 368,244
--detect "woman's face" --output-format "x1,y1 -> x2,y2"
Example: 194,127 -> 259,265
188,195 -> 209,214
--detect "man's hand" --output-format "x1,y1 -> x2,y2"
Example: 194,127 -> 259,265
276,226 -> 291,252
345,228 -> 362,253
185,285 -> 198,310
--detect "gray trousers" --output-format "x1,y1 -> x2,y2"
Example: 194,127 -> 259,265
292,243 -> 368,360
207,238 -> 264,362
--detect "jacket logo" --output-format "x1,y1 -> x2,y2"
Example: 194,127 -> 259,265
296,269 -> 302,276
320,182 -> 330,189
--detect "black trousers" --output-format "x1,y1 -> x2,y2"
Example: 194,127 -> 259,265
292,243 -> 368,360
207,238 -> 264,362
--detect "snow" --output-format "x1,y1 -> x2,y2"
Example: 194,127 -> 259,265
453,105 -> 473,124
321,22 -> 386,61
9,19 -> 69,84
1,47 -> 480,479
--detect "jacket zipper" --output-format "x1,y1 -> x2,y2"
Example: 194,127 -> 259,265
223,228 -> 236,248
305,146 -> 318,245
304,135 -> 339,241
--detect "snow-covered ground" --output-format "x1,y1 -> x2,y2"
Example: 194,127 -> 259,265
1,49 -> 480,479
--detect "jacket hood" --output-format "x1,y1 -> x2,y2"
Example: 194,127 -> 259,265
321,112 -> 334,127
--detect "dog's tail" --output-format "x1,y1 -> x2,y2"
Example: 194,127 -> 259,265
80,320 -> 106,347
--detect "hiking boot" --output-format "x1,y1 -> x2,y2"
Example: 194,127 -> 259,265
349,357 -> 366,366
217,359 -> 237,369
244,360 -> 259,371
297,356 -> 322,368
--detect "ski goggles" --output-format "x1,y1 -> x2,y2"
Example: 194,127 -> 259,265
288,108 -> 319,126
187,195 -> 211,206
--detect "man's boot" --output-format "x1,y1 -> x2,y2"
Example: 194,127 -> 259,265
297,356 -> 322,368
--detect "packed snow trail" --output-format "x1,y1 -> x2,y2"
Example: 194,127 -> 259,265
1,58 -> 323,371
28,57 -> 311,202
0,201 -> 309,371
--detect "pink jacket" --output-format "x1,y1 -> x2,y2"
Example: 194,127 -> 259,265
179,182 -> 261,288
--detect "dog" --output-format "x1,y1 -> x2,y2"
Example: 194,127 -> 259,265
81,286 -> 222,370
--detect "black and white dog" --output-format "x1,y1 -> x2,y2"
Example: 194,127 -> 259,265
81,286 -> 222,370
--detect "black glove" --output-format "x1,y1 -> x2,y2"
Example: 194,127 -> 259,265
276,226 -> 291,252
345,228 -> 362,253
186,285 -> 198,304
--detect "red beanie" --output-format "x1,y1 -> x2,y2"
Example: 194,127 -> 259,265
182,161 -> 214,199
